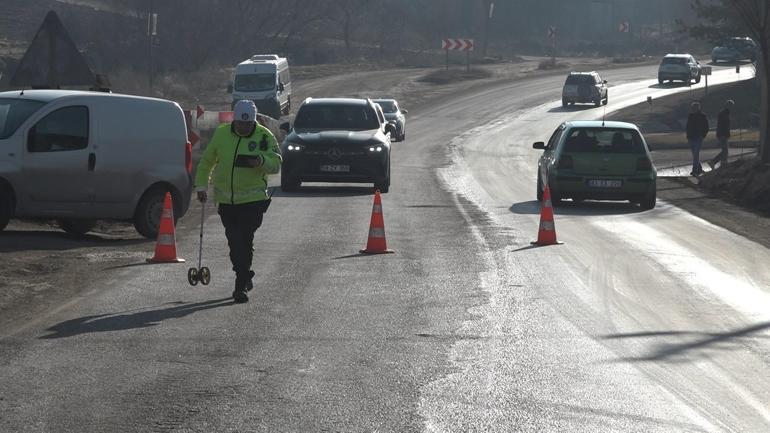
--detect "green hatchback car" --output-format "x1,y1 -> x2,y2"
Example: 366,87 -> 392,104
533,121 -> 657,209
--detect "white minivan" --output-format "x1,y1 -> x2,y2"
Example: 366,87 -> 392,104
0,90 -> 193,238
228,54 -> 291,120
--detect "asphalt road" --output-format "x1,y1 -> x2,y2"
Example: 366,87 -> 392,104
1,63 -> 767,432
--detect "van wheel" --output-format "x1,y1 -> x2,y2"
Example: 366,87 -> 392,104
59,219 -> 97,236
282,98 -> 291,115
0,189 -> 12,232
134,187 -> 172,239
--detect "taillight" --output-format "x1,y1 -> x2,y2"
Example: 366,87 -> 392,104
556,155 -> 573,169
185,141 -> 193,174
636,157 -> 652,171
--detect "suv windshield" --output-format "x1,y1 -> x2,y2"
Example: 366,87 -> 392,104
563,128 -> 646,154
374,100 -> 397,113
294,104 -> 380,131
565,75 -> 595,85
0,98 -> 46,140
234,73 -> 276,92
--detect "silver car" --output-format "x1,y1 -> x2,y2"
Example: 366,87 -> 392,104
658,54 -> 702,84
373,99 -> 408,141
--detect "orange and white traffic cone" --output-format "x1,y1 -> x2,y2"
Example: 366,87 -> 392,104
147,192 -> 185,263
360,190 -> 395,255
531,185 -> 563,246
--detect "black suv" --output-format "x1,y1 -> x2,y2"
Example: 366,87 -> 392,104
279,98 -> 392,192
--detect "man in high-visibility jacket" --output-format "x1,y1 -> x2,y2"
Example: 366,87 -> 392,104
194,100 -> 282,303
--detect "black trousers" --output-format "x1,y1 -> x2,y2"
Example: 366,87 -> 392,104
217,201 -> 267,281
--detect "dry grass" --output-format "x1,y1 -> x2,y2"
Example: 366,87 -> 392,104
417,67 -> 494,85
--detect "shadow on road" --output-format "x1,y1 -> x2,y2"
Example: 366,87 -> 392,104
40,297 -> 234,339
648,82 -> 692,89
510,200 -> 645,216
0,230 -> 148,253
601,321 -> 770,362
271,185 -> 375,198
547,105 -> 598,113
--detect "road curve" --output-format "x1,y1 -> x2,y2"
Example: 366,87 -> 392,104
0,63 -> 765,432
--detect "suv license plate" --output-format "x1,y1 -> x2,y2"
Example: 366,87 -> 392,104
588,179 -> 622,188
320,165 -> 350,173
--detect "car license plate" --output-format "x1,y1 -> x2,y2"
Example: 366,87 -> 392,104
320,165 -> 350,173
588,179 -> 622,188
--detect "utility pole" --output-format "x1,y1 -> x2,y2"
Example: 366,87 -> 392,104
147,0 -> 157,95
482,1 -> 494,58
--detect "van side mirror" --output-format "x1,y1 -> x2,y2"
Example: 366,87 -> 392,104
533,142 -> 546,150
279,122 -> 290,132
227,84 -> 233,93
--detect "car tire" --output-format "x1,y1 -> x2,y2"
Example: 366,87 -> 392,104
695,73 -> 701,84
602,95 -> 608,106
280,173 -> 300,192
133,187 -> 175,239
658,77 -> 664,85
536,172 -> 544,203
0,188 -> 12,232
594,99 -> 601,107
640,188 -> 656,210
562,98 -> 568,108
58,218 -> 97,236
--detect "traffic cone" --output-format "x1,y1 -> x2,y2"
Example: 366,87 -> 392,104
360,190 -> 395,254
147,192 -> 185,263
531,185 -> 563,246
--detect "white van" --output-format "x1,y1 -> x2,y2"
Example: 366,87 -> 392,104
0,90 -> 193,238
229,54 -> 291,120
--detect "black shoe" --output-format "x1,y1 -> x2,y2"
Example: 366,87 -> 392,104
232,288 -> 249,303
245,270 -> 255,292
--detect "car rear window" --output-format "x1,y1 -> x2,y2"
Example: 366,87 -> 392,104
661,57 -> 687,65
563,128 -> 646,154
565,75 -> 595,85
0,98 -> 46,139
294,104 -> 380,131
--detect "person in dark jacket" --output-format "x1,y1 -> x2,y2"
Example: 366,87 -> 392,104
709,99 -> 734,169
686,101 -> 709,176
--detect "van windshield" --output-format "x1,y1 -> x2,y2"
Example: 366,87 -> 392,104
234,73 -> 276,92
294,104 -> 380,131
0,99 -> 46,140
563,128 -> 646,154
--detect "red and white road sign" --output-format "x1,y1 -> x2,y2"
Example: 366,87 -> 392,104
619,21 -> 629,33
548,26 -> 557,40
196,105 -> 204,119
442,38 -> 474,51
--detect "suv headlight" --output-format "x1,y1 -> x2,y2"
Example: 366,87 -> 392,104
286,143 -> 304,152
368,146 -> 383,152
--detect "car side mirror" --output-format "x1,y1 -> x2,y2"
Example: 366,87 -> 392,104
401,109 -> 408,115
603,80 -> 608,84
227,84 -> 233,93
280,122 -> 290,132
533,142 -> 546,150
385,123 -> 396,137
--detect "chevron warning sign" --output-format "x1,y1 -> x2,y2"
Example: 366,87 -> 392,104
441,39 -> 475,51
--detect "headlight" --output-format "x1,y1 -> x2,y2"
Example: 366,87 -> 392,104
368,146 -> 383,152
286,143 -> 304,151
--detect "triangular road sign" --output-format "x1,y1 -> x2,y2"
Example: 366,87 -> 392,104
10,10 -> 96,88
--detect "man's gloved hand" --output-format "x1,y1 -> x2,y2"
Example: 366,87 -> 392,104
197,191 -> 208,202
248,155 -> 264,168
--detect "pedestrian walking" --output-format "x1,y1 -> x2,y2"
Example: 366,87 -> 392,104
708,99 -> 734,169
686,101 -> 709,176
194,100 -> 282,303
